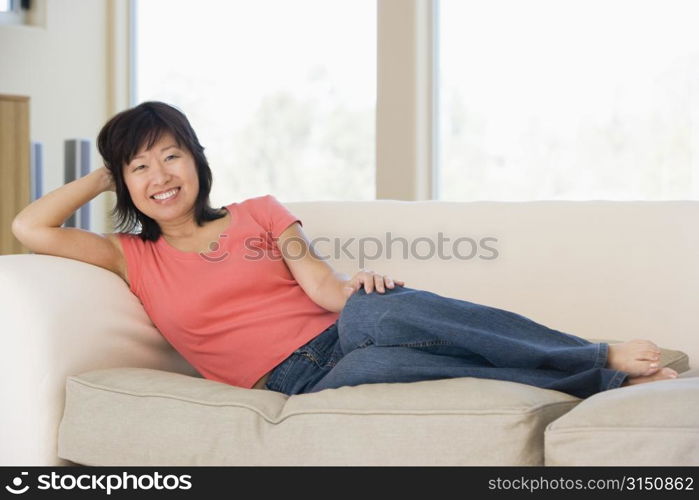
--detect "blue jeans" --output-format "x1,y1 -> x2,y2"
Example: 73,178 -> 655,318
264,286 -> 629,399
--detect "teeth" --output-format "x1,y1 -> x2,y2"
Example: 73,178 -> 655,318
153,188 -> 178,200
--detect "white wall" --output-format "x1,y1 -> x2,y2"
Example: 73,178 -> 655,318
0,0 -> 112,232
1,0 -> 434,237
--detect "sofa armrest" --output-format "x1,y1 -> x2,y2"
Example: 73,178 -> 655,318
0,254 -> 199,466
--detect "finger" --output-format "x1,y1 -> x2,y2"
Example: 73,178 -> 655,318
363,276 -> 374,294
375,274 -> 386,293
358,270 -> 373,293
384,276 -> 394,289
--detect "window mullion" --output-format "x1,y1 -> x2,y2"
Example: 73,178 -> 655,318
376,0 -> 437,200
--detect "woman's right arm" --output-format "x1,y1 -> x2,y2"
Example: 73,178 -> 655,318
11,166 -> 128,282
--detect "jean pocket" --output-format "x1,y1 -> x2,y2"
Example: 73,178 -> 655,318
299,351 -> 317,362
293,348 -> 329,369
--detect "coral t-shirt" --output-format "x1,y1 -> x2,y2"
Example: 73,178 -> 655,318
117,194 -> 340,389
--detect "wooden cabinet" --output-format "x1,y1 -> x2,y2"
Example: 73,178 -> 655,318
0,95 -> 30,255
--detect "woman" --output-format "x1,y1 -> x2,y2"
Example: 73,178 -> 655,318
12,101 -> 679,400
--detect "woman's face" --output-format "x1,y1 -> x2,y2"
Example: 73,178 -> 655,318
122,131 -> 200,222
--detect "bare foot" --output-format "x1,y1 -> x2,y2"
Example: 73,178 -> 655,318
621,367 -> 678,387
606,339 -> 662,376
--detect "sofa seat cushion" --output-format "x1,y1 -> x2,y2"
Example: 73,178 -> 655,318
545,369 -> 699,465
58,367 -> 581,466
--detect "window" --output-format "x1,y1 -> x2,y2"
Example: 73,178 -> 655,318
0,0 -> 26,26
438,0 -> 699,201
135,0 -> 376,203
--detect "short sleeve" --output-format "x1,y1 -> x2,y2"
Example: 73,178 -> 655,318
116,233 -> 144,296
260,194 -> 302,238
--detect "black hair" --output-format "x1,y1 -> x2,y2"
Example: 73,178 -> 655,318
97,101 -> 226,241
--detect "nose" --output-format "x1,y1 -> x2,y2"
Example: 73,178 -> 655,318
148,162 -> 172,187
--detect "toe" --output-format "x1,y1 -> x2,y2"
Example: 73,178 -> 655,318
642,350 -> 660,361
657,367 -> 676,376
643,364 -> 661,376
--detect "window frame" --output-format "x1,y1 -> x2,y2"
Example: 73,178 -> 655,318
0,0 -> 26,26
118,0 -> 438,201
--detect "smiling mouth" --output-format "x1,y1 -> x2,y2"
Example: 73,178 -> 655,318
151,187 -> 181,201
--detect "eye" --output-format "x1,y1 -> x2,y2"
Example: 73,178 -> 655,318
132,155 -> 177,172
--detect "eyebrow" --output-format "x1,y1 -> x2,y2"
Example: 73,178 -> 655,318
131,144 -> 179,162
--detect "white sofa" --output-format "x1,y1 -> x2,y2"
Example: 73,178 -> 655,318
1,200 -> 698,466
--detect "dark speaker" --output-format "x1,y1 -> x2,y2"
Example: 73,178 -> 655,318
30,141 -> 43,202
63,139 -> 91,230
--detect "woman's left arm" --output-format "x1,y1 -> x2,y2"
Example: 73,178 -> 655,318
277,223 -> 404,313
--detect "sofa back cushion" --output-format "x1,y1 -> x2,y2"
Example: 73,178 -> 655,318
287,201 -> 699,367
